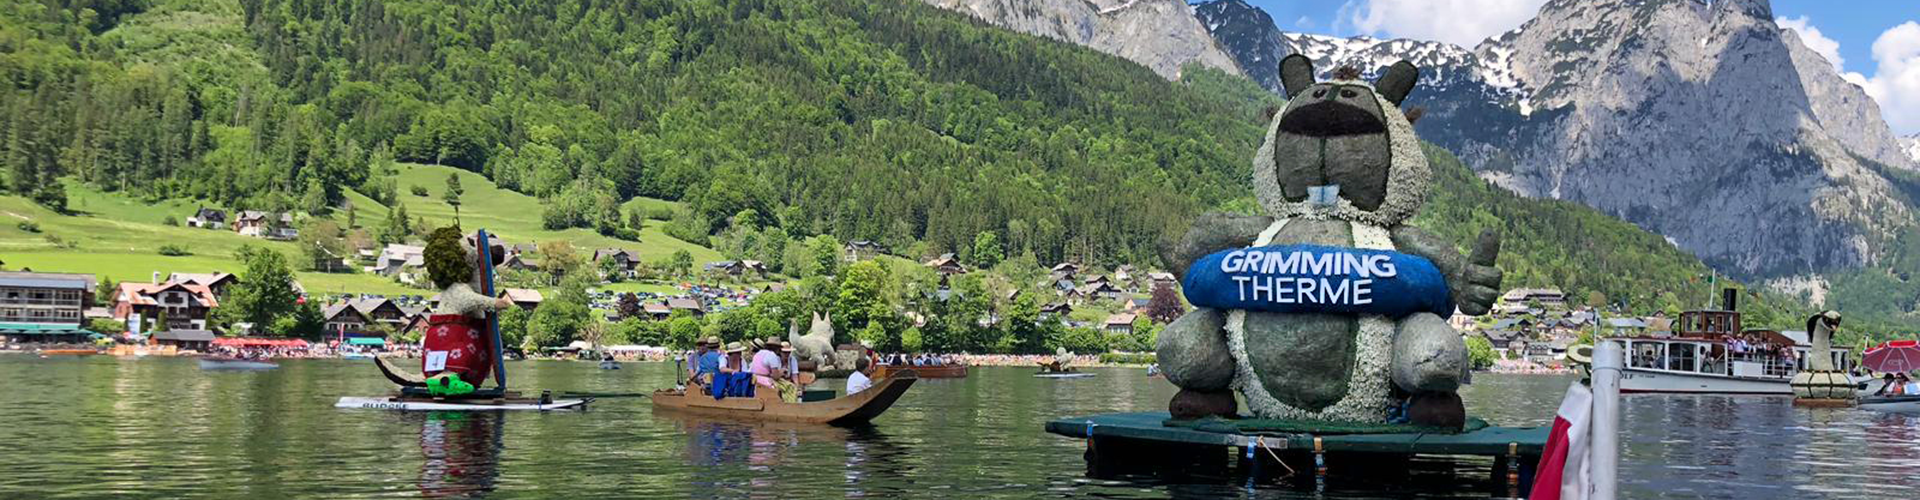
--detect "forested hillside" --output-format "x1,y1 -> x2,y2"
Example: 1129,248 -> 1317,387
1,0 -> 1902,340
2,0 -> 1282,267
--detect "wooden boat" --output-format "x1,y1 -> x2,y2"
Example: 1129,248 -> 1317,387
872,364 -> 966,379
650,371 -> 917,425
40,349 -> 99,356
199,357 -> 279,370
336,393 -> 590,411
1859,395 -> 1920,413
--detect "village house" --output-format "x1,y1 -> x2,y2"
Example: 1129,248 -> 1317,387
1039,302 -> 1073,321
168,272 -> 239,298
0,271 -> 94,344
113,280 -> 219,333
1078,281 -> 1124,301
1113,265 -> 1135,288
1500,288 -> 1567,308
642,302 -> 673,320
498,289 -> 544,310
1104,312 -> 1137,335
373,244 -> 426,279
1605,317 -> 1650,337
233,211 -> 297,240
186,207 -> 227,229
501,253 -> 541,272
762,283 -> 787,294
704,260 -> 768,279
1049,263 -> 1080,281
151,329 -> 215,351
320,298 -> 410,338
843,240 -> 888,261
666,297 -> 705,317
1148,272 -> 1178,290
593,248 -> 641,278
923,254 -> 967,276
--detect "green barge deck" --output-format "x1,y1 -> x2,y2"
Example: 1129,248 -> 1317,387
1046,412 -> 1549,494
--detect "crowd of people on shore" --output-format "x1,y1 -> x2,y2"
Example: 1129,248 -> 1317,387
1489,358 -> 1576,375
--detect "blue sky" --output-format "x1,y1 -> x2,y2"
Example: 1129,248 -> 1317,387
1237,0 -> 1920,133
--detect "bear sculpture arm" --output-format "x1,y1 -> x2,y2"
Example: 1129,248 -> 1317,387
1162,212 -> 1276,277
435,283 -> 502,319
1389,226 -> 1502,316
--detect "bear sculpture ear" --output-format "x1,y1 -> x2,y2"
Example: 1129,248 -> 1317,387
1376,60 -> 1419,106
1279,54 -> 1316,99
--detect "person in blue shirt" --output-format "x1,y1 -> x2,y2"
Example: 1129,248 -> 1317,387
694,336 -> 723,388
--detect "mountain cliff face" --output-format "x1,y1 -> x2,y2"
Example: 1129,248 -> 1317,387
918,0 -> 1242,80
1194,0 -> 1918,280
1905,134 -> 1920,165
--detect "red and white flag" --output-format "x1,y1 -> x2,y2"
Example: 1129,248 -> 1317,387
1530,381 -> 1593,500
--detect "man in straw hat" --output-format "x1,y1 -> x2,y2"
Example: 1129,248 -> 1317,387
721,341 -> 748,374
693,336 -> 723,388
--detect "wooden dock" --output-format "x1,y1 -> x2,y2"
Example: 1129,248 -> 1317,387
1046,412 -> 1549,494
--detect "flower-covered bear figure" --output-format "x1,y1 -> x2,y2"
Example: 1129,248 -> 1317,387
418,226 -> 514,396
1156,55 -> 1502,428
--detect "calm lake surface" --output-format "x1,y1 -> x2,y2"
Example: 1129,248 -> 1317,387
2,355 -> 1917,499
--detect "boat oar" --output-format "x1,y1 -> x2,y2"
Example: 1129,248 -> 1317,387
559,391 -> 653,399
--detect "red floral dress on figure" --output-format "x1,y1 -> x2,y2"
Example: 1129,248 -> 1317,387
422,282 -> 500,387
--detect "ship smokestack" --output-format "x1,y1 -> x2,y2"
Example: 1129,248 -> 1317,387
1722,288 -> 1737,312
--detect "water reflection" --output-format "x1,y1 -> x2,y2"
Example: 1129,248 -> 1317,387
417,411 -> 503,498
8,358 -> 1920,499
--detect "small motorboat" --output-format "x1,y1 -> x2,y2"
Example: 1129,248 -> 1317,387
199,356 -> 280,370
600,359 -> 621,370
650,371 -> 917,425
341,352 -> 375,360
1859,395 -> 1920,413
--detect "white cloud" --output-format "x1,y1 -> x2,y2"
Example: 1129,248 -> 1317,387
1295,16 -> 1315,30
1339,0 -> 1550,47
1849,22 -> 1920,135
1776,16 -> 1845,71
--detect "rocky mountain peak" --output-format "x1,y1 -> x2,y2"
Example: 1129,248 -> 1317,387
1193,0 -> 1917,280
918,0 -> 1243,80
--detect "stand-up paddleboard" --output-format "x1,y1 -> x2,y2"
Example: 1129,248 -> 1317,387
1035,372 -> 1096,379
335,396 -> 590,411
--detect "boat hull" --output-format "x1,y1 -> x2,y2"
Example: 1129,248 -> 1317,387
1860,395 -> 1920,414
335,396 -> 590,411
872,365 -> 965,379
1618,368 -> 1793,395
650,371 -> 917,425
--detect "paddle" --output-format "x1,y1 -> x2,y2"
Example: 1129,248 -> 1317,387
559,391 -> 652,399
478,229 -> 508,393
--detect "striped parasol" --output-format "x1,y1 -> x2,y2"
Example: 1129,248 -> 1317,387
1863,340 -> 1920,373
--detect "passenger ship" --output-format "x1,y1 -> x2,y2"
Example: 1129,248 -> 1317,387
1606,291 -> 1852,395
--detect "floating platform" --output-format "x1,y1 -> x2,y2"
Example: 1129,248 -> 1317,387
1046,412 -> 1548,495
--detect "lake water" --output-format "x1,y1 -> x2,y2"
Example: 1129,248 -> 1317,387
2,355 -> 1917,499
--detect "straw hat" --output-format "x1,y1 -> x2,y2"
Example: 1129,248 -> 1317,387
778,341 -> 793,352
724,341 -> 746,353
705,336 -> 721,347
